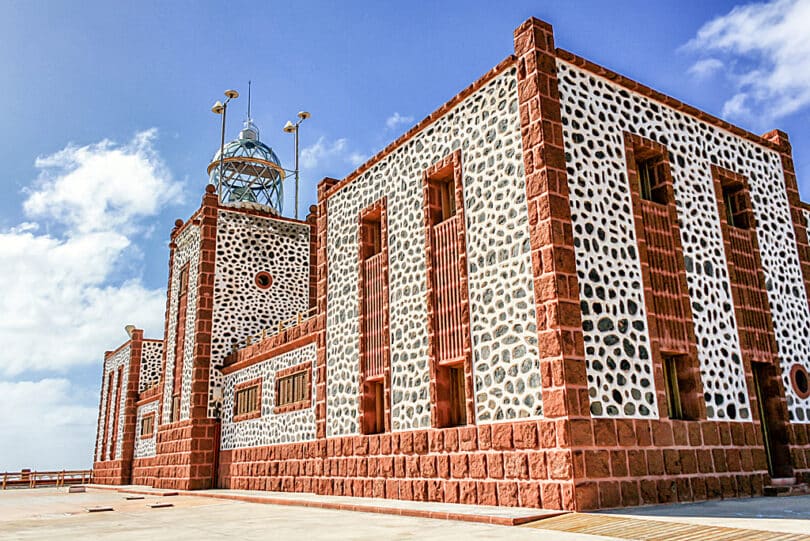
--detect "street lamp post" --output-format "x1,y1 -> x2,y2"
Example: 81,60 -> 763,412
283,111 -> 310,220
211,89 -> 240,197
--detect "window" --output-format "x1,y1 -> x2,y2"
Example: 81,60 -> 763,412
662,355 -> 685,420
171,395 -> 181,423
791,364 -> 810,399
359,203 -> 390,434
636,156 -> 668,205
364,381 -> 386,434
721,183 -> 751,229
171,264 -> 190,423
140,414 -> 154,438
448,366 -> 467,427
255,271 -> 273,289
234,383 -> 261,417
276,371 -> 308,407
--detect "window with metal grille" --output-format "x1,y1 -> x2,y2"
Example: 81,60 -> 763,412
234,384 -> 261,417
140,414 -> 154,438
275,371 -> 308,407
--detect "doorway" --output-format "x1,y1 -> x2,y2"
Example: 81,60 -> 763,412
751,362 -> 793,479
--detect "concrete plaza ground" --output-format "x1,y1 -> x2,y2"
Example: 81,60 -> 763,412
0,487 -> 808,540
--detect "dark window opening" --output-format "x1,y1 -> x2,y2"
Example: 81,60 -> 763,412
171,395 -> 181,423
363,380 -> 386,434
448,366 -> 467,427
636,156 -> 668,205
663,355 -> 685,420
427,172 -> 457,225
360,216 -> 383,259
721,183 -> 751,229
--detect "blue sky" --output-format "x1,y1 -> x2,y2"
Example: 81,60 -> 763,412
1,0 -> 809,470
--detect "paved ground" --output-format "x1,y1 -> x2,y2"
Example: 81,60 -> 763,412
1,487 -> 808,540
0,488 -> 614,541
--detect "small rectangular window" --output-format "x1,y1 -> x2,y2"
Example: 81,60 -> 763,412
427,174 -> 456,225
234,384 -> 261,417
636,157 -> 668,205
721,184 -> 751,229
448,366 -> 467,427
171,395 -> 181,422
663,356 -> 684,420
140,414 -> 154,438
276,371 -> 308,407
360,217 -> 383,259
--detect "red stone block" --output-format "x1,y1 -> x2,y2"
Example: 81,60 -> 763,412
547,450 -> 572,480
427,479 -> 443,502
639,479 -> 658,505
459,426 -> 478,451
496,481 -> 519,507
450,453 -> 468,478
538,421 -> 556,448
443,480 -> 459,504
620,481 -> 639,507
477,480 -> 498,505
652,422 -> 674,447
575,481 -> 599,510
584,450 -> 610,478
513,421 -> 539,449
504,452 -> 530,479
663,449 -> 681,475
491,423 -> 513,450
468,453 -> 486,479
444,428 -> 459,452
646,449 -> 664,475
413,431 -> 428,454
477,425 -> 492,450
570,419 -> 593,446
459,480 -> 477,504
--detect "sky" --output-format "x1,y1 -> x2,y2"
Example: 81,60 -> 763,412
1,0 -> 809,470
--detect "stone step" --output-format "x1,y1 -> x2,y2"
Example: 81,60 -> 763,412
769,477 -> 797,486
764,483 -> 810,497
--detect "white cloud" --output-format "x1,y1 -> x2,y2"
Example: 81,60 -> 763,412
386,112 -> 414,130
0,379 -> 98,470
300,136 -> 368,172
0,130 -> 174,377
348,152 -> 368,167
685,0 -> 810,121
24,128 -> 181,235
688,58 -> 724,79
300,136 -> 349,170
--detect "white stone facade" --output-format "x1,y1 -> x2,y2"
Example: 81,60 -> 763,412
95,344 -> 130,461
139,340 -> 163,393
161,224 -> 200,424
220,342 -> 317,449
208,210 -> 311,418
325,66 -> 541,436
557,60 -> 810,422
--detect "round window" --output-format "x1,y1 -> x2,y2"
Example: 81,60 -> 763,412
255,272 -> 273,289
790,364 -> 810,399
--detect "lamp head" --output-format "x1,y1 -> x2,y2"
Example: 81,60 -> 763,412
124,324 -> 136,338
283,120 -> 296,133
224,89 -> 239,99
211,101 -> 225,114
297,111 -> 311,120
